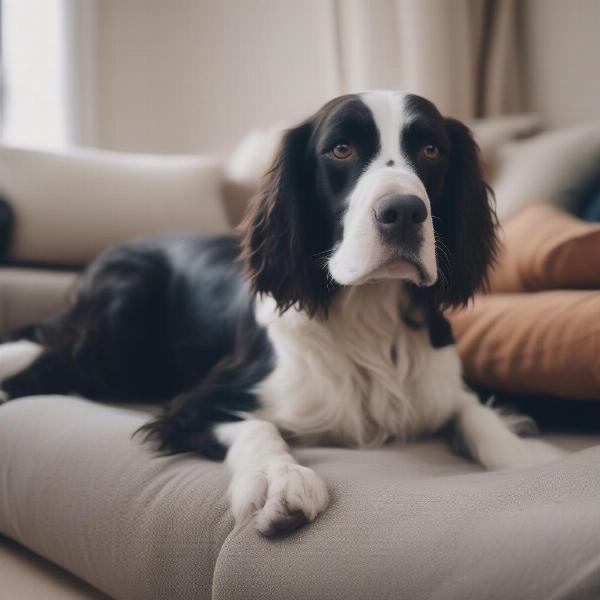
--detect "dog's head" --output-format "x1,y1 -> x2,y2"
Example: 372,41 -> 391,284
241,91 -> 497,316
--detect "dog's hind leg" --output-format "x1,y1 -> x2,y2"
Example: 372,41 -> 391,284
0,341 -> 84,401
2,243 -> 177,404
0,340 -> 43,381
450,392 -> 567,470
0,340 -> 44,400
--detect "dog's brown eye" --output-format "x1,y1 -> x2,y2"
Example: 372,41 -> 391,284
331,142 -> 353,160
421,144 -> 441,160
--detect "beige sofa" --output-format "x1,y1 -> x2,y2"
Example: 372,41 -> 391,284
2,144 -> 600,600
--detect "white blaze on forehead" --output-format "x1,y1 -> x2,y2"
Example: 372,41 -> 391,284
359,90 -> 408,167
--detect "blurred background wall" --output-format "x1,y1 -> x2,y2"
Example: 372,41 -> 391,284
1,0 -> 599,154
95,0 -> 339,154
524,0 -> 600,129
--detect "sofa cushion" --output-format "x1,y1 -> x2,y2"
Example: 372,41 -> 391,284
449,290 -> 600,399
0,145 -> 230,265
0,396 -> 232,600
468,113 -> 540,179
214,436 -> 600,600
492,122 -> 600,220
1,396 -> 600,600
488,202 -> 600,293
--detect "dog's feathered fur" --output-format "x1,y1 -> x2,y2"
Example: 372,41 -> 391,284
0,91 -> 564,536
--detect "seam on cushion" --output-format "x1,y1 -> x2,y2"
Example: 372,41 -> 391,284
211,521 -> 253,599
1,258 -> 86,271
202,507 -> 236,600
521,228 -> 600,291
481,322 -> 600,363
132,457 -> 234,600
541,229 -> 600,272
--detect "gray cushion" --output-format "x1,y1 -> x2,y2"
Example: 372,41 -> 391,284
215,437 -> 600,600
0,396 -> 232,600
1,395 -> 600,600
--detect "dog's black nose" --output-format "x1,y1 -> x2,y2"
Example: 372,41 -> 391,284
374,194 -> 427,239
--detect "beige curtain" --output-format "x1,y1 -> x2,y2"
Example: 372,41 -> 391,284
332,0 -> 523,120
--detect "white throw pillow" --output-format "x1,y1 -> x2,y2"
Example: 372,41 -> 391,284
492,123 -> 600,220
226,123 -> 286,187
0,145 -> 230,264
469,113 -> 541,178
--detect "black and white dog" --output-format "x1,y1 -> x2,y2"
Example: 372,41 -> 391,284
0,91 -> 564,535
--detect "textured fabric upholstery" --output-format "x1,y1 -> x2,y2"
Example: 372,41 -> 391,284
1,395 -> 600,600
0,396 -> 232,600
214,435 -> 600,600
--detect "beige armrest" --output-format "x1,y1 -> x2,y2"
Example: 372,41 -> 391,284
0,267 -> 77,336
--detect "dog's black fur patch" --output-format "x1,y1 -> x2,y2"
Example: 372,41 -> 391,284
0,197 -> 14,261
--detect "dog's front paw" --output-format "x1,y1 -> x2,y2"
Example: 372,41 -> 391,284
486,438 -> 568,471
255,463 -> 330,536
230,464 -> 329,536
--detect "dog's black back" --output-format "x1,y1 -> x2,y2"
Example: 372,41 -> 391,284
4,235 -> 272,426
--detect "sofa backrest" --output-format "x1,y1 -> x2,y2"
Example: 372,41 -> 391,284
0,145 -> 233,267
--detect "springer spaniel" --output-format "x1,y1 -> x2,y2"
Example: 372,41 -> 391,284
0,91 -> 564,536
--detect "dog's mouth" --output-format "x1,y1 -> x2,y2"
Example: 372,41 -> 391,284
353,254 -> 431,286
328,242 -> 437,287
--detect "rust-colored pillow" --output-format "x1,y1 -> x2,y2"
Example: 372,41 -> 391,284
448,290 -> 600,399
489,203 -> 600,293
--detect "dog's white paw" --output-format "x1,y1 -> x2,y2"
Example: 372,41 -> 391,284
485,438 -> 568,471
255,463 -> 330,536
0,341 -> 42,381
230,463 -> 329,536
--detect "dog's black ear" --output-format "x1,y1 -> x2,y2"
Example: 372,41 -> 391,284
432,118 -> 498,308
239,121 -> 331,316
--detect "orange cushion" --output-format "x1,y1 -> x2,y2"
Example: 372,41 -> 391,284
448,290 -> 600,399
489,203 -> 600,293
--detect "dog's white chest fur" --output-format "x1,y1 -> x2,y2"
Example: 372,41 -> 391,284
255,282 -> 463,447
